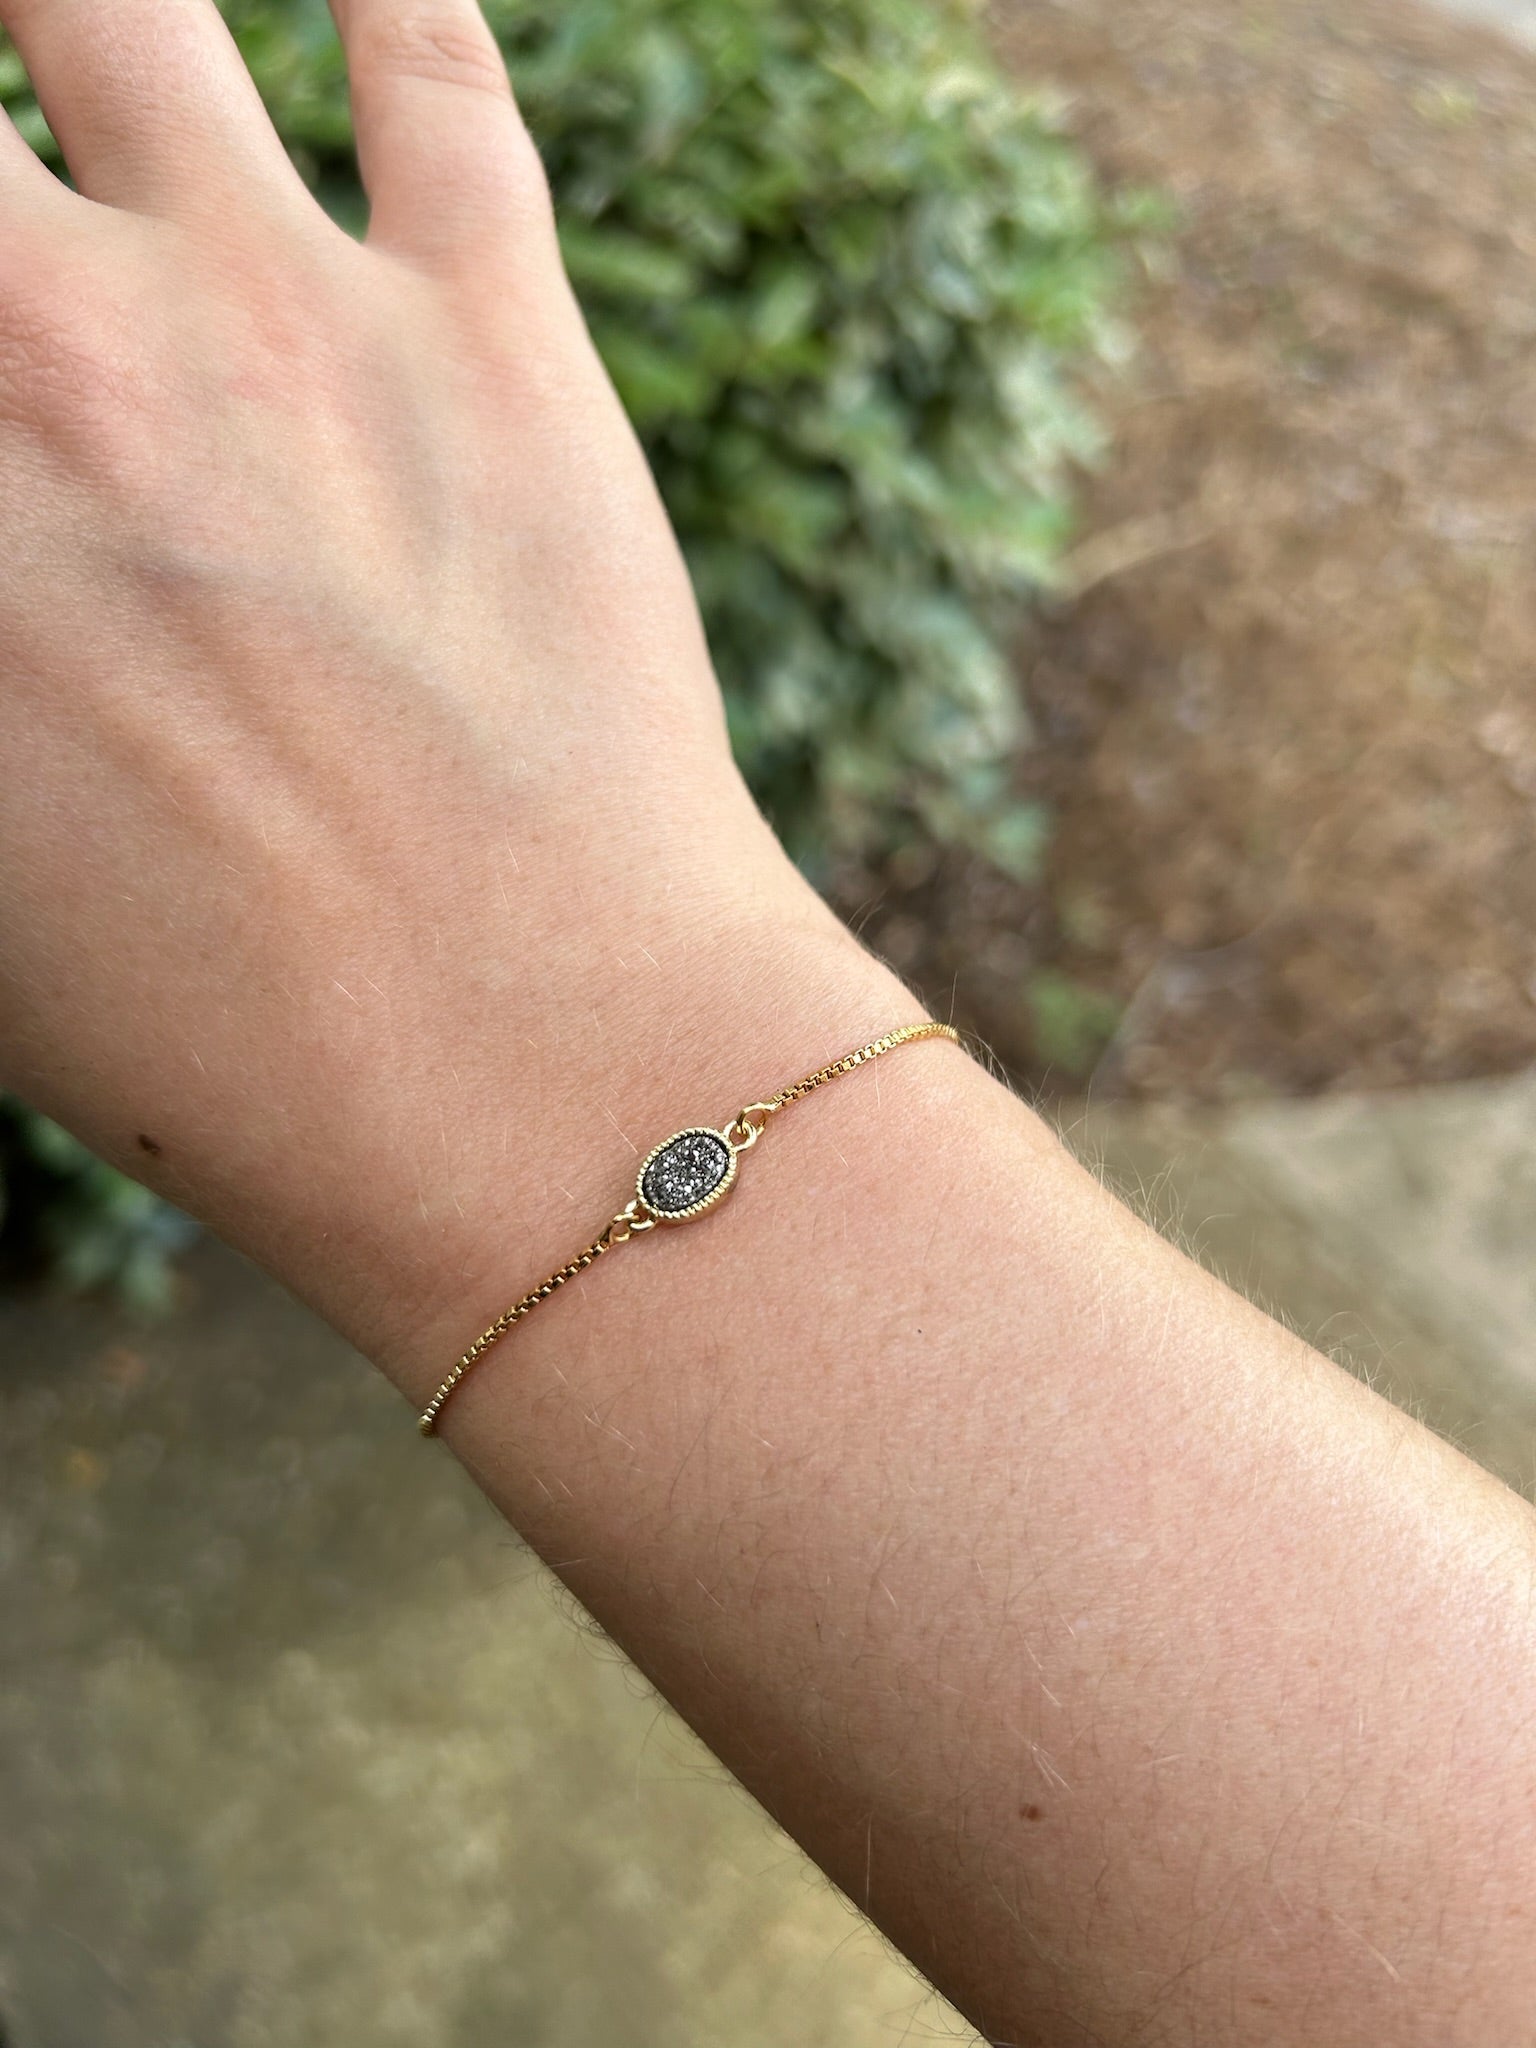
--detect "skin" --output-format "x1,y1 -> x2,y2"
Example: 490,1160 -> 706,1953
1,3 -> 1534,2041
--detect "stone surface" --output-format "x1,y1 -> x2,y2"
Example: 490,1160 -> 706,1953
641,1130 -> 732,1217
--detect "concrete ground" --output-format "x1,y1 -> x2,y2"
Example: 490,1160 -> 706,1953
2,1069 -> 1535,2047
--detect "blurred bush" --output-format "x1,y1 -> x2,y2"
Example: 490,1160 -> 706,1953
1,0 -> 1131,1296
0,1107 -> 200,1310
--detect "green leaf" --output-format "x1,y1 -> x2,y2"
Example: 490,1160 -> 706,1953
559,224 -> 699,303
1027,971 -> 1122,1078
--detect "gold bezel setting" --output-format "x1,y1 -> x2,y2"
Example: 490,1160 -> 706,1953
636,1126 -> 739,1225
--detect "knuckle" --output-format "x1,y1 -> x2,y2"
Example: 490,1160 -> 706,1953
499,115 -> 553,210
360,10 -> 514,101
0,252 -> 200,507
0,270 -> 134,434
435,112 -> 552,222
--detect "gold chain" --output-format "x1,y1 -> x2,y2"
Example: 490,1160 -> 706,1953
418,1019 -> 961,1436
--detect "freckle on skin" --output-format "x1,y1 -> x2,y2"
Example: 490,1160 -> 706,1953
137,1133 -> 162,1157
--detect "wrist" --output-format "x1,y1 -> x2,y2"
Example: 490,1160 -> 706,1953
278,799 -> 919,1401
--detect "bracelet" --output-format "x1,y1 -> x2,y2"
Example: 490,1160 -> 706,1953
417,1018 -> 962,1437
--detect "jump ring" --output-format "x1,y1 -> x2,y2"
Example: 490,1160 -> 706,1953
726,1103 -> 775,1152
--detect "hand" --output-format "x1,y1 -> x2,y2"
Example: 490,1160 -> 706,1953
0,0 -> 888,1366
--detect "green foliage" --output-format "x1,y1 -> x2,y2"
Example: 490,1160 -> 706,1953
1027,969 -> 1121,1080
1,0 -> 1130,1294
0,1102 -> 199,1308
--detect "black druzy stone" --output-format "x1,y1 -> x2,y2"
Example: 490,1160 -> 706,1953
642,1130 -> 732,1216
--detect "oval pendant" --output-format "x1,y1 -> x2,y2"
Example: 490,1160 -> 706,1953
637,1127 -> 738,1223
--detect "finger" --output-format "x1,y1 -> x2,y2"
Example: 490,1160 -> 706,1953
0,0 -> 312,218
330,0 -> 558,274
0,100 -> 75,211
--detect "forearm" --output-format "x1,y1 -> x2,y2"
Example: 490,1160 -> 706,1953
242,869 -> 1536,2048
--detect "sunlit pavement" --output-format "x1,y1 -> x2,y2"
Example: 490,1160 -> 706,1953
3,1069 -> 1534,2044
1426,0 -> 1536,42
